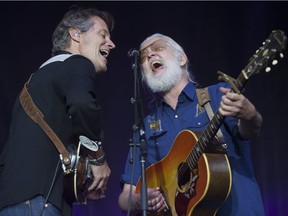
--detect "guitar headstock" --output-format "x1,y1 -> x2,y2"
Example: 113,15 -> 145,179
244,30 -> 287,78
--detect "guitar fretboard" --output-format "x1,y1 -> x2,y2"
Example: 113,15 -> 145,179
186,69 -> 252,170
186,111 -> 224,169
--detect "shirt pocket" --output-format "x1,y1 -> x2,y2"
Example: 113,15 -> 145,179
184,109 -> 211,132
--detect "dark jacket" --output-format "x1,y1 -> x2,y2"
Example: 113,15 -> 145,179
0,53 -> 103,215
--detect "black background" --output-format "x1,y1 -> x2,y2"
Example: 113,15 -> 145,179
0,1 -> 287,215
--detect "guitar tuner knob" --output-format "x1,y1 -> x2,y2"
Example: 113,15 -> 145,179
265,67 -> 271,73
272,60 -> 278,65
280,53 -> 284,58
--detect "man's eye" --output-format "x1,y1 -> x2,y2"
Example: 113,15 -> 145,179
154,46 -> 165,51
158,46 -> 165,51
99,33 -> 106,38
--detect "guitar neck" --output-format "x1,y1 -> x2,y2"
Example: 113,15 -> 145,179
186,110 -> 224,169
186,30 -> 287,170
187,71 -> 249,170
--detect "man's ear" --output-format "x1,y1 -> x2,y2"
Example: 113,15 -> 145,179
179,53 -> 188,66
69,28 -> 81,42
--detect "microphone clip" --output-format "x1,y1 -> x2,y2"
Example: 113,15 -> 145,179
128,48 -> 139,58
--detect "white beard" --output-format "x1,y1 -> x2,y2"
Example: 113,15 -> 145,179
143,58 -> 183,93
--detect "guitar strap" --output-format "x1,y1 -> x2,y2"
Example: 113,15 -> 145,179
196,87 -> 226,146
19,74 -> 72,168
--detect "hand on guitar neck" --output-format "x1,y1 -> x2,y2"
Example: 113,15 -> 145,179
218,87 -> 262,139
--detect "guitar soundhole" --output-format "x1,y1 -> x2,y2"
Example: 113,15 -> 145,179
177,162 -> 191,190
175,163 -> 199,216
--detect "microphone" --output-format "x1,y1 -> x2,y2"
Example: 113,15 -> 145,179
128,48 -> 139,57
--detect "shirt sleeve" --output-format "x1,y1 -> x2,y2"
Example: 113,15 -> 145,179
54,55 -> 103,141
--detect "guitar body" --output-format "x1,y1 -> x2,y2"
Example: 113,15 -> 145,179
136,130 -> 232,216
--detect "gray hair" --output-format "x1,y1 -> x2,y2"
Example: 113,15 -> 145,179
51,7 -> 114,55
140,33 -> 194,82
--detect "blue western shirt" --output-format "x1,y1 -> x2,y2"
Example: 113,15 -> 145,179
121,82 -> 264,215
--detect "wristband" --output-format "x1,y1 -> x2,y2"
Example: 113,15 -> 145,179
88,151 -> 105,166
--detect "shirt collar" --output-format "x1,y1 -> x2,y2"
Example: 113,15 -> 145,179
161,81 -> 197,106
52,50 -> 72,56
182,81 -> 197,101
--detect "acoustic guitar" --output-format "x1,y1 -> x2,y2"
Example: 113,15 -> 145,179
136,30 -> 287,216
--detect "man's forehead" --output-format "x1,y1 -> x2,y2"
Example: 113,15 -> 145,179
90,17 -> 110,35
140,38 -> 162,51
91,16 -> 108,28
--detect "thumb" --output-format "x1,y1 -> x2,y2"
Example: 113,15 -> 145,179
219,87 -> 230,94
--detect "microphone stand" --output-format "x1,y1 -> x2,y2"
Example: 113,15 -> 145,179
129,49 -> 148,216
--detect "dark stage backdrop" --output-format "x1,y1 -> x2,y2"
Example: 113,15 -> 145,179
0,1 -> 287,216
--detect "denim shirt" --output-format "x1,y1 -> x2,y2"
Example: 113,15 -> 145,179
121,82 -> 264,216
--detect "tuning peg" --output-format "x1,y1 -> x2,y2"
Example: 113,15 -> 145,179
265,67 -> 271,73
272,60 -> 278,65
280,53 -> 284,58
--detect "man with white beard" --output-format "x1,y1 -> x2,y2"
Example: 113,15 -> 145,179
118,33 -> 265,216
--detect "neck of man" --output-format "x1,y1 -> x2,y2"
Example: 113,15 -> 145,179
65,44 -> 80,55
163,72 -> 189,110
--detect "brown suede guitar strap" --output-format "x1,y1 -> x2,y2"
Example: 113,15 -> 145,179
196,87 -> 226,145
19,74 -> 71,167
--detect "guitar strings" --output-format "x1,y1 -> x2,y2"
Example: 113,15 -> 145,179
162,136 -> 204,208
